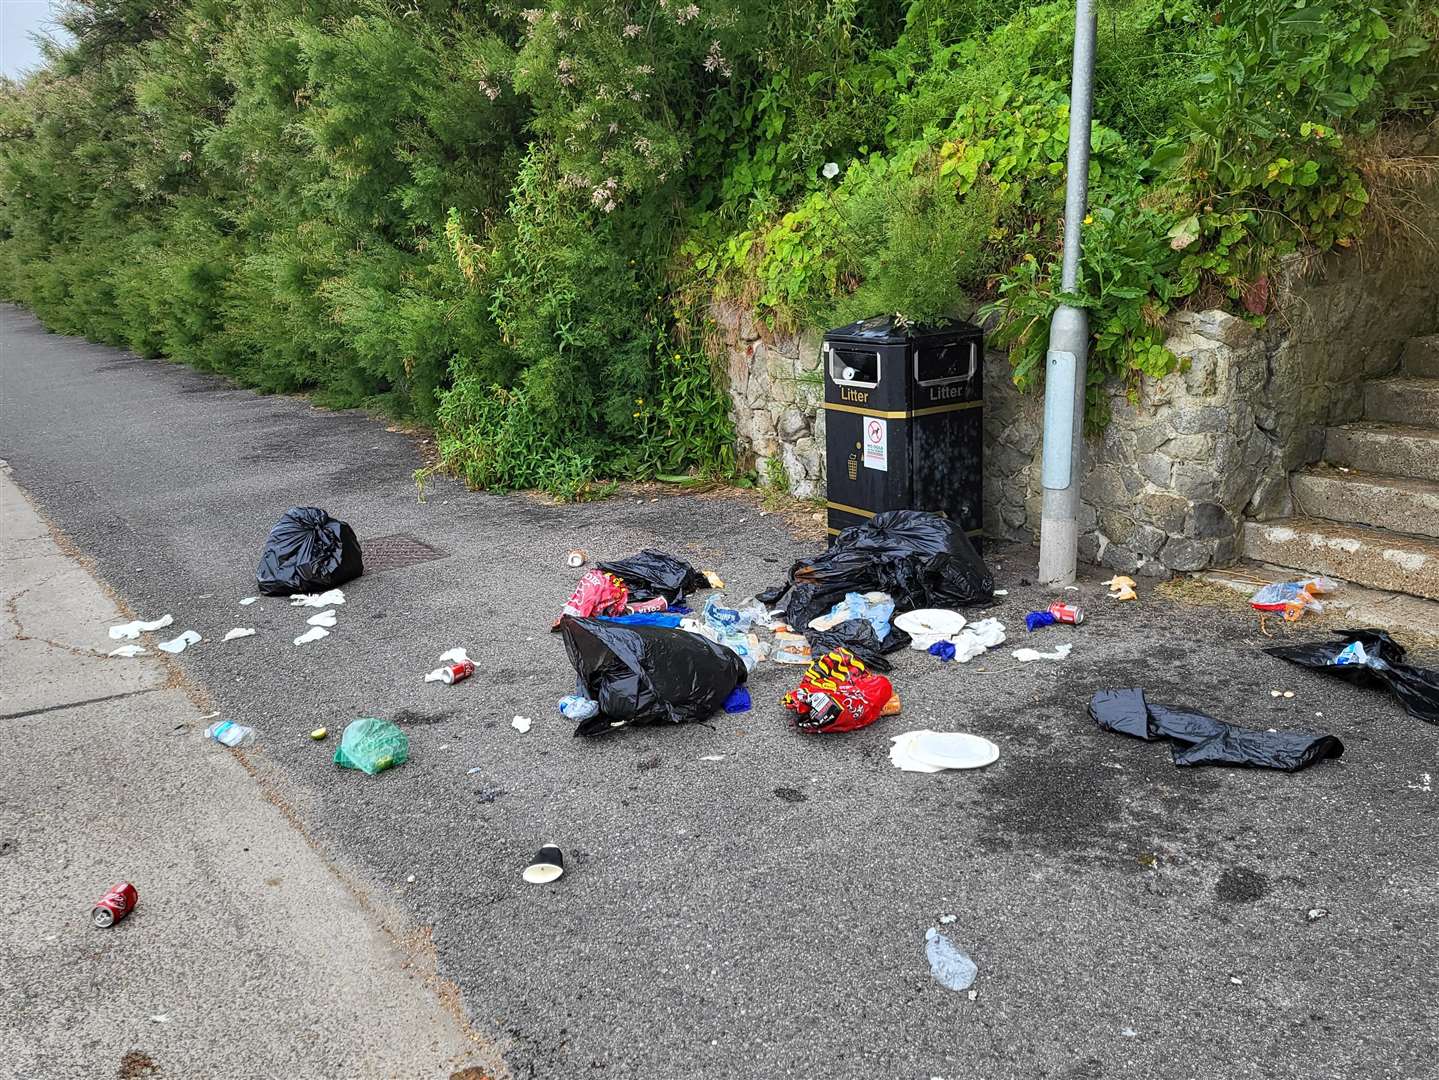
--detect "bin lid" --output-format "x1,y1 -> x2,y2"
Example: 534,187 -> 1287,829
824,314 -> 979,345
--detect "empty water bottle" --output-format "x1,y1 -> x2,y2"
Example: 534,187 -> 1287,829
204,720 -> 256,747
558,695 -> 599,722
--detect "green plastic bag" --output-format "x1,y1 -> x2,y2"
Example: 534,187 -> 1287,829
333,717 -> 409,775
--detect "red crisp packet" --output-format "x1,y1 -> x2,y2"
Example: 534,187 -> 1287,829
782,648 -> 894,733
554,570 -> 629,629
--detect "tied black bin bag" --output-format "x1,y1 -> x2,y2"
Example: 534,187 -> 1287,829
759,510 -> 993,631
1265,628 -> 1439,725
596,549 -> 707,605
255,507 -> 363,596
559,617 -> 746,737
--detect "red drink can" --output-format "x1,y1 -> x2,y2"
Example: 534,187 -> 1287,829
1048,600 -> 1085,625
441,659 -> 476,685
92,882 -> 138,928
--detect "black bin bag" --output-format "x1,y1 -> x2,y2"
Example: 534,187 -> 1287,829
759,510 -> 993,631
559,617 -> 746,737
255,507 -> 364,596
596,549 -> 707,605
1265,628 -> 1439,725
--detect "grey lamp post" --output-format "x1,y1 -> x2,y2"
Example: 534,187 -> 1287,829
1037,0 -> 1097,586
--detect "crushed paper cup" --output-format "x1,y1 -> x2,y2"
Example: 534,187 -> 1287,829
522,844 -> 564,884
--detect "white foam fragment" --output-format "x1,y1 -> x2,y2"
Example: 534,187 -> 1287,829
307,609 -> 337,628
222,627 -> 256,641
290,589 -> 345,608
157,630 -> 202,654
1013,643 -> 1073,663
107,644 -> 148,658
293,626 -> 329,646
511,715 -> 532,733
239,596 -> 259,606
109,614 -> 173,640
438,647 -> 469,664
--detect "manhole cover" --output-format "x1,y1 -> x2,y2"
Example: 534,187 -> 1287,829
362,534 -> 450,573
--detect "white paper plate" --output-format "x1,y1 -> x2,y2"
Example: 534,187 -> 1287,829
906,731 -> 1000,770
893,609 -> 967,649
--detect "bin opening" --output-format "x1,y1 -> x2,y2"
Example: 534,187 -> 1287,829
914,340 -> 977,387
828,346 -> 881,388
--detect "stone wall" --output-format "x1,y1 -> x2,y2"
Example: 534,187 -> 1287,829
713,173 -> 1439,572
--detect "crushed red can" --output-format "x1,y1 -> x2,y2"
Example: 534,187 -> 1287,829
440,659 -> 476,685
92,882 -> 138,928
1048,600 -> 1085,625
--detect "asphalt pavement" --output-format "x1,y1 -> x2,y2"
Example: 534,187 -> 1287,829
2,304 -> 1436,1080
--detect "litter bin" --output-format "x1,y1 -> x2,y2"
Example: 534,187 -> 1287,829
821,315 -> 983,541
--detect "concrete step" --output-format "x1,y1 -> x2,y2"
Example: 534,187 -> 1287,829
1364,376 -> 1439,425
1323,422 -> 1439,483
1403,334 -> 1439,378
1291,465 -> 1439,539
1242,517 -> 1439,600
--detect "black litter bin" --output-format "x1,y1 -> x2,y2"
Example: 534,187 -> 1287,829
821,315 -> 983,541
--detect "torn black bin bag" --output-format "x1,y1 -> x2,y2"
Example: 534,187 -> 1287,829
1089,688 -> 1343,771
805,618 -> 911,672
1264,628 -> 1439,725
596,549 -> 707,605
758,510 -> 993,631
255,507 -> 363,596
559,617 -> 746,737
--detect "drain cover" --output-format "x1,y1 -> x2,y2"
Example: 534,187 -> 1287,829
361,534 -> 450,573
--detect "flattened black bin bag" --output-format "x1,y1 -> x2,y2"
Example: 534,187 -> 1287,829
1264,628 -> 1439,725
1089,688 -> 1343,772
255,507 -> 364,596
559,617 -> 746,737
759,509 -> 993,631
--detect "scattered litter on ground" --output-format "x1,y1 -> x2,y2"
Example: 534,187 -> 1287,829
938,914 -> 957,924
293,626 -> 329,646
1013,643 -> 1072,663
290,588 -> 346,608
205,720 -> 256,747
511,715 -> 532,733
1104,575 -> 1138,601
992,589 -> 1008,596
107,644 -> 148,658
597,549 -> 707,606
809,591 -> 895,640
1306,908 -> 1330,921
157,630 -> 202,654
1089,688 -> 1343,771
1120,1027 -> 1137,1038
924,928 -> 977,992
1250,576 -> 1336,622
759,510 -> 993,633
522,844 -> 564,884
1408,772 -> 1432,792
222,627 -> 256,641
558,695 -> 600,721
149,1015 -> 170,1024
783,648 -> 893,733
566,549 -> 588,568
1230,976 -> 1243,985
890,730 -> 999,772
310,727 -> 327,740
256,506 -> 363,597
467,766 -> 485,775
723,686 -> 752,713
699,754 -> 726,762
1026,600 -> 1083,631
772,632 -> 812,665
405,874 -> 415,883
307,609 -> 337,627
334,717 -> 408,774
92,882 -> 138,928
1264,628 -> 1439,725
199,711 -> 219,720
929,640 -> 956,662
560,617 -> 746,737
881,693 -> 902,716
108,614 -> 173,640
600,611 -> 684,628
702,570 -> 725,589
239,596 -> 258,606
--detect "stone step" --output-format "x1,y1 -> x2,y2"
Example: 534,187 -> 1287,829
1242,517 -> 1439,600
1291,465 -> 1439,539
1403,334 -> 1439,378
1364,376 -> 1439,425
1324,422 -> 1439,483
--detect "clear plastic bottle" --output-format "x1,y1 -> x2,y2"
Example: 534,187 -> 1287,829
204,720 -> 256,747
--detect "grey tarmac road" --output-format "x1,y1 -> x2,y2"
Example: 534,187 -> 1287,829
2,304 -> 1437,1080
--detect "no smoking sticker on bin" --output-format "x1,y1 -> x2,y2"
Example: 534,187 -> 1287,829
863,417 -> 888,472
